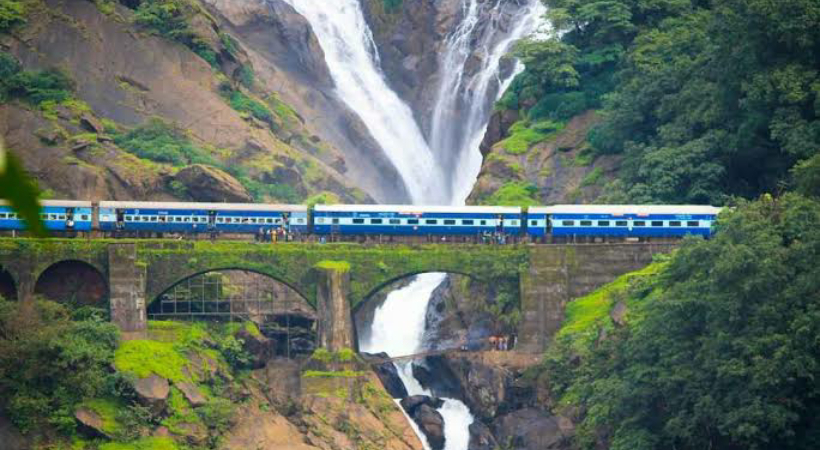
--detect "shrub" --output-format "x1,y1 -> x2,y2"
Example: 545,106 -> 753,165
484,181 -> 539,207
113,118 -> 218,166
5,68 -> 75,106
496,120 -> 563,155
0,298 -> 120,434
134,0 -> 218,67
0,0 -> 25,33
224,89 -> 273,125
237,65 -> 254,89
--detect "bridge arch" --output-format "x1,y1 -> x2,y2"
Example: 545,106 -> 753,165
0,266 -> 17,301
150,267 -> 312,308
357,269 -> 480,311
34,260 -> 108,306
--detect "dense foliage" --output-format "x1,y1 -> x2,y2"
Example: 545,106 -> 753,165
0,53 -> 74,106
0,299 -> 120,433
503,0 -> 820,204
0,0 -> 25,33
113,117 -> 219,167
133,0 -> 218,67
545,194 -> 820,450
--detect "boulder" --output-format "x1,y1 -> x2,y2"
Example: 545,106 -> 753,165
173,164 -> 252,203
610,300 -> 628,326
412,404 -> 445,450
468,420 -> 497,450
400,395 -> 443,415
362,352 -> 408,398
176,381 -> 207,407
74,407 -> 108,438
133,374 -> 170,414
492,408 -> 570,450
80,113 -> 105,134
173,422 -> 209,446
237,327 -> 274,368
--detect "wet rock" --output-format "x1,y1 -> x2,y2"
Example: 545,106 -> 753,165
412,404 -> 445,450
75,407 -> 108,438
133,374 -> 170,414
174,164 -> 252,203
364,352 -> 408,398
412,359 -> 463,399
492,408 -> 569,450
175,381 -> 207,407
400,395 -> 444,414
468,420 -> 497,450
437,354 -> 512,421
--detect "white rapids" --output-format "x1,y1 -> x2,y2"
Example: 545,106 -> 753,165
281,0 -> 546,448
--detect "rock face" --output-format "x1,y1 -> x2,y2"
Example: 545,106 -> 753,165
437,354 -> 512,421
468,420 -> 497,450
74,408 -> 108,438
492,408 -> 571,450
422,275 -> 495,352
400,395 -> 444,413
363,352 -> 409,398
174,164 -> 253,203
175,382 -> 207,407
236,326 -> 274,369
133,375 -> 170,414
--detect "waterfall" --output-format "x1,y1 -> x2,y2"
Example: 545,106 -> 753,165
280,0 -> 545,448
431,0 -> 549,203
280,0 -> 446,205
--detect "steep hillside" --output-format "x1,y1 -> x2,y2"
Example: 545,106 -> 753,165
0,0 -> 411,203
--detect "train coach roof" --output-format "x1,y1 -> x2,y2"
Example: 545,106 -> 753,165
99,201 -> 307,212
529,204 -> 723,215
0,200 -> 93,208
314,204 -> 522,214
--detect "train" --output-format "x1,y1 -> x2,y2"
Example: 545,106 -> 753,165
0,200 -> 723,242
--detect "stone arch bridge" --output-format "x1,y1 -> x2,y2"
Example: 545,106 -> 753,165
0,239 -> 675,352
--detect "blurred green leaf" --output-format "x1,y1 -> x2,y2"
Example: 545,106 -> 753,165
0,148 -> 47,237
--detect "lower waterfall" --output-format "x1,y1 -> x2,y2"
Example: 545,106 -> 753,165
279,0 -> 546,448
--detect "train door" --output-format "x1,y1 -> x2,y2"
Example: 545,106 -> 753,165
66,208 -> 75,230
208,211 -> 216,230
115,209 -> 125,230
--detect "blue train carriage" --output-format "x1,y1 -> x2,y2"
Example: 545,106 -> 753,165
542,205 -> 723,239
0,200 -> 93,232
312,204 -> 523,235
99,201 -> 308,234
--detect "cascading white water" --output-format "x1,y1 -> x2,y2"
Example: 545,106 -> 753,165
431,0 -> 549,203
280,0 -> 446,205
281,0 -> 545,448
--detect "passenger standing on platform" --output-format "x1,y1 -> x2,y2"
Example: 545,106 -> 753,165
489,335 -> 498,351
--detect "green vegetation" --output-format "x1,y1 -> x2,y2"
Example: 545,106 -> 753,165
303,370 -> 366,378
315,260 -> 351,272
543,194 -> 820,449
222,87 -> 273,125
306,191 -> 341,208
483,181 -> 539,207
114,339 -> 193,383
496,120 -> 563,155
383,0 -> 402,13
99,437 -> 182,450
0,298 -> 120,433
501,0 -> 820,204
113,117 -> 218,167
80,398 -> 125,436
0,53 -> 74,106
133,0 -> 219,67
0,0 -> 25,33
579,166 -> 603,187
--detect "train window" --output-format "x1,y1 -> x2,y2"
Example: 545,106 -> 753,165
651,221 -> 664,227
580,220 -> 592,226
390,219 -> 401,225
225,218 -> 233,223
151,216 -> 158,222
125,215 -> 132,221
352,218 -> 365,224
183,217 -> 190,222
81,215 -> 89,220
408,219 -> 419,225
425,219 -> 438,225
669,221 -> 682,227
634,221 -> 646,227
0,213 -> 6,219
615,220 -> 628,227
463,219 -> 474,225
444,219 -> 456,225
216,218 -> 223,223
58,215 -> 66,220
296,218 -> 305,223
530,220 -> 537,226
371,219 -> 383,224
332,218 -> 340,224
266,218 -> 274,224
562,220 -> 575,226
480,220 -> 487,226
598,221 -> 610,226
687,221 -> 699,227
48,214 -> 56,220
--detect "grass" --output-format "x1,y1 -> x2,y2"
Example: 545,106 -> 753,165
558,261 -> 667,345
496,120 -> 563,155
483,181 -> 539,207
114,321 -> 210,383
99,437 -> 181,450
161,387 -> 203,435
315,260 -> 351,272
580,167 -> 604,187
